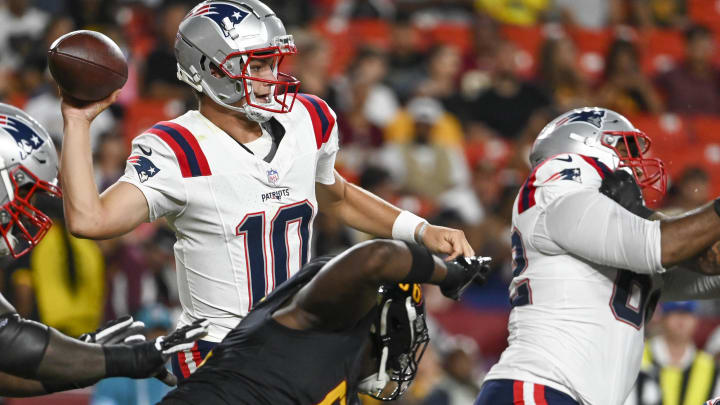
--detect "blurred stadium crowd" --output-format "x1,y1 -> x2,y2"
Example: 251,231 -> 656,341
5,0 -> 720,404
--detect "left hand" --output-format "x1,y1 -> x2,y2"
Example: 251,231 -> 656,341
420,225 -> 475,261
80,315 -> 145,344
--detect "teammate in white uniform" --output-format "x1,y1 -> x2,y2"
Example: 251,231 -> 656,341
58,0 -> 474,381
477,107 -> 720,405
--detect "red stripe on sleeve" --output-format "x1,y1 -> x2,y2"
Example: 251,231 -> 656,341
177,351 -> 191,378
513,380 -> 525,405
147,127 -> 192,178
534,384 -> 548,405
296,96 -> 323,149
579,155 -> 606,179
302,93 -> 336,143
160,121 -> 212,176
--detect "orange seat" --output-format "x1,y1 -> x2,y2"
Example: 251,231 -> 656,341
500,25 -> 544,77
349,19 -> 392,49
627,113 -> 692,176
422,23 -> 474,55
688,0 -> 720,31
687,116 -> 720,195
123,99 -> 178,145
640,30 -> 686,75
569,27 -> 614,80
310,19 -> 356,77
689,115 -> 720,143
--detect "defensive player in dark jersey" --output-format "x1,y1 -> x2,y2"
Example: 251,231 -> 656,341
159,239 -> 490,404
0,103 -> 209,396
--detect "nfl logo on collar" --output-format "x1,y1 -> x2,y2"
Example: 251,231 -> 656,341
267,169 -> 279,185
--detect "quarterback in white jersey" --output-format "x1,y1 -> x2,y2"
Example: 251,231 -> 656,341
477,107 -> 720,405
58,0 -> 474,382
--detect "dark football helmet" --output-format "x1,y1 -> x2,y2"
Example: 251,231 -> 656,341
359,282 -> 429,401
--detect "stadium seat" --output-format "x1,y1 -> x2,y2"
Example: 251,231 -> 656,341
627,114 -> 694,202
640,29 -> 686,75
500,25 -> 545,77
688,0 -> 720,32
123,99 -> 180,145
687,116 -> 720,195
569,27 -> 613,80
421,23 -> 474,55
348,19 -> 392,49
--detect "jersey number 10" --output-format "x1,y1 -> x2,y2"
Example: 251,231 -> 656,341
236,201 -> 314,310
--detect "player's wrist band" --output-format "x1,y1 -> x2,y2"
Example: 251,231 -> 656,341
392,211 -> 428,244
714,198 -> 720,218
401,242 -> 435,283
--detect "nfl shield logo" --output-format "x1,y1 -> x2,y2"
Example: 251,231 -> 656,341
267,169 -> 279,185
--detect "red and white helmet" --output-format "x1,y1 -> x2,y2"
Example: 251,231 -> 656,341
175,0 -> 300,122
0,103 -> 61,258
530,107 -> 667,195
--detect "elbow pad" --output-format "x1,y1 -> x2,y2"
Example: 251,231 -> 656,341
0,313 -> 50,378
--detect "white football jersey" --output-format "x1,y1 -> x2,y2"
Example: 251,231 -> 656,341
119,94 -> 339,342
484,153 -> 666,405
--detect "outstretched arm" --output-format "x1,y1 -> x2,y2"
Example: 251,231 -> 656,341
273,240 -> 488,331
599,169 -> 720,273
316,171 -> 474,260
0,292 -> 207,397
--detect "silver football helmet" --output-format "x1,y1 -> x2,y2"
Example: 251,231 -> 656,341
530,107 -> 667,194
0,103 -> 61,258
175,0 -> 300,122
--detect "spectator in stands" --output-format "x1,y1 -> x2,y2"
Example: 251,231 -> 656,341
91,304 -> 175,405
141,227 -> 179,309
598,39 -> 662,114
630,0 -> 689,29
379,97 -> 482,224
663,167 -> 711,213
144,1 -> 193,100
6,194 -> 105,337
0,0 -> 48,70
94,132 -> 129,192
551,0 -> 623,29
332,0 -> 395,20
537,35 -> 592,109
335,47 -> 397,148
655,24 -> 720,115
386,13 -> 426,101
416,44 -> 465,116
624,302 -> 720,405
292,33 -> 338,108
462,39 -> 550,140
422,335 -> 482,405
475,0 -> 550,26
67,0 -> 115,29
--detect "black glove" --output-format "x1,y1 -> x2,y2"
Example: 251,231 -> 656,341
599,169 -> 655,219
104,319 -> 209,385
79,315 -> 146,344
440,256 -> 492,300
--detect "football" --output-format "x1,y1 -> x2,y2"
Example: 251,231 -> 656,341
47,30 -> 128,102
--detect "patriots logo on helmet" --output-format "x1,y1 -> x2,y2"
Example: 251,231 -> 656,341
544,168 -> 582,184
267,169 -> 279,185
128,155 -> 160,183
556,110 -> 606,129
186,3 -> 249,37
0,115 -> 45,160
